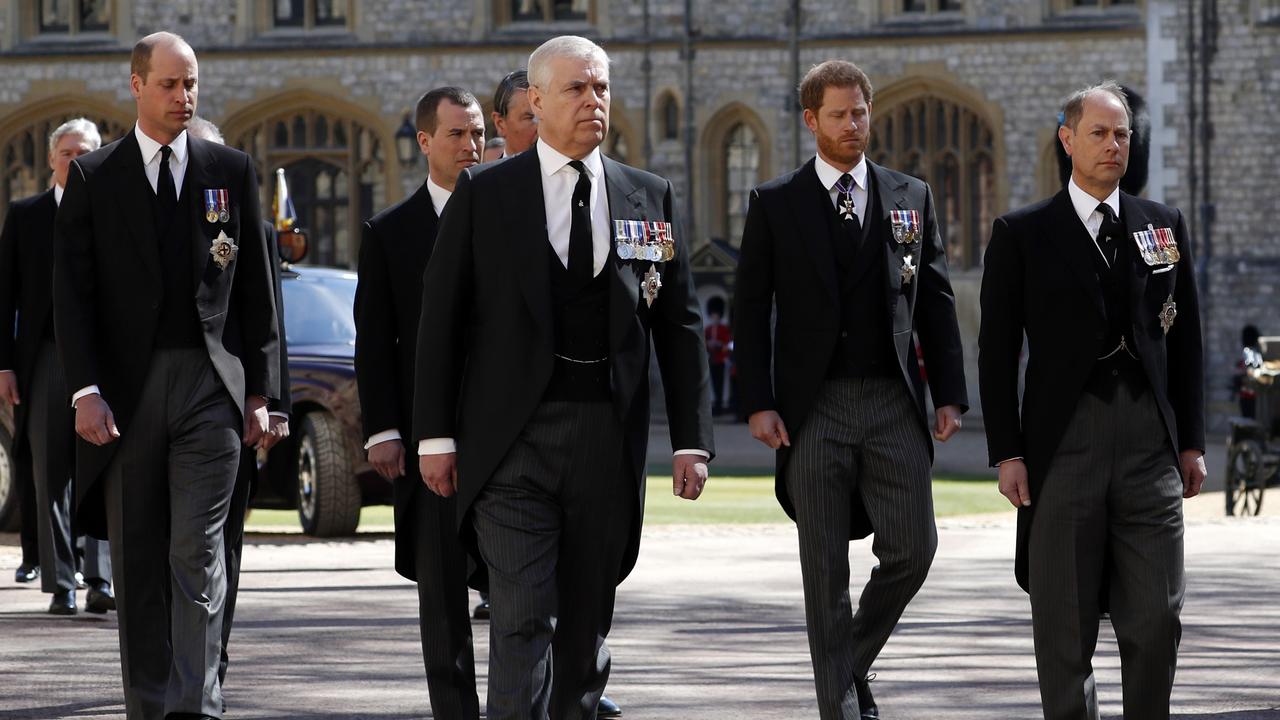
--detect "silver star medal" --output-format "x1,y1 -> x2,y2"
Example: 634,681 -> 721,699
840,194 -> 856,221
642,264 -> 663,307
900,253 -> 916,285
1159,294 -> 1177,335
210,230 -> 238,270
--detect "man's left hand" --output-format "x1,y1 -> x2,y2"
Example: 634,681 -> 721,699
243,396 -> 270,447
672,455 -> 709,500
933,405 -> 963,442
1179,450 -> 1207,499
257,414 -> 290,451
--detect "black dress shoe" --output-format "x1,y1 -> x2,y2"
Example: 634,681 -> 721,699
14,563 -> 39,583
853,675 -> 878,719
48,589 -> 77,615
473,598 -> 490,620
85,581 -> 116,614
598,695 -> 621,718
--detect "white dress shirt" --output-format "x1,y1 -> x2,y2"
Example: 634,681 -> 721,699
365,174 -> 454,452
418,142 -> 708,461
1067,176 -> 1121,266
814,153 -> 869,226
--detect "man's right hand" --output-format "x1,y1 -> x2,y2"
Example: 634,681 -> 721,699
419,452 -> 458,498
998,458 -> 1031,508
749,410 -> 791,450
0,372 -> 19,406
368,439 -> 406,480
75,394 -> 120,446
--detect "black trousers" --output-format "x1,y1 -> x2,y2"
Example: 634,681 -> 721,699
103,349 -> 242,720
471,399 -> 633,720
218,449 -> 255,687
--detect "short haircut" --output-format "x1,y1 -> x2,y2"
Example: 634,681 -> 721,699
414,86 -> 479,135
798,60 -> 874,113
1061,80 -> 1132,131
131,31 -> 190,82
47,118 -> 102,156
528,35 -> 610,90
186,116 -> 224,144
485,137 -> 507,150
494,70 -> 530,118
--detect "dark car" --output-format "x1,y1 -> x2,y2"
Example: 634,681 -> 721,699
252,264 -> 390,536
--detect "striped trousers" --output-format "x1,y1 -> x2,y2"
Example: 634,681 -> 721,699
785,376 -> 936,720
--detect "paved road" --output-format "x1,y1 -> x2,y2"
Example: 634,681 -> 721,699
2,491 -> 1276,719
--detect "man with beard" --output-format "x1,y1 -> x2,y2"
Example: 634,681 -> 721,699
734,59 -> 967,719
356,86 -> 485,720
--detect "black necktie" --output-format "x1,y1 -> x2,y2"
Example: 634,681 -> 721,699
157,145 -> 177,229
1096,202 -> 1120,268
567,160 -> 593,286
834,172 -> 861,259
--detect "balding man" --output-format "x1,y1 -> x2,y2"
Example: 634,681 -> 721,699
979,81 -> 1205,719
491,69 -> 538,157
54,32 -> 279,719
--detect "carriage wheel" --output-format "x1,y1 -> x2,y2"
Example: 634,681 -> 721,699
1226,439 -> 1265,517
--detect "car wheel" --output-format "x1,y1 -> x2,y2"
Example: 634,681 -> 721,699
0,426 -> 15,532
295,411 -> 360,537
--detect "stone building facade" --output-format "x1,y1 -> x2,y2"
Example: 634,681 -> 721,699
0,0 -> 1275,428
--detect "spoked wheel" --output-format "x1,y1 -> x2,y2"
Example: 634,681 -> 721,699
1225,439 -> 1265,517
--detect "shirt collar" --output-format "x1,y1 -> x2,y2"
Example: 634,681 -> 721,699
135,123 -> 188,167
54,184 -> 64,206
425,174 -> 452,217
814,153 -> 867,192
1067,176 -> 1120,225
537,139 -> 603,182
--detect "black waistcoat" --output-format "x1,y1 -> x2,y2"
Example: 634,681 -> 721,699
545,247 -> 611,401
822,177 -> 896,378
152,186 -> 203,348
1086,218 -> 1135,357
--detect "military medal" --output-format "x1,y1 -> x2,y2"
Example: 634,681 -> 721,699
1133,224 -> 1179,267
890,209 -> 921,245
204,189 -> 230,224
642,264 -> 662,307
614,220 -> 634,260
1159,294 -> 1177,335
210,230 -> 238,270
834,175 -> 857,221
900,253 -> 916,285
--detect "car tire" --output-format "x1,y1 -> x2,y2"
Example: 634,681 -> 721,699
0,426 -> 16,532
295,411 -> 360,537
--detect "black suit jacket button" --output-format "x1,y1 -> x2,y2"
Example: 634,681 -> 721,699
841,331 -> 848,338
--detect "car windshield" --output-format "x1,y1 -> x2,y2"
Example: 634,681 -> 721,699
281,270 -> 357,348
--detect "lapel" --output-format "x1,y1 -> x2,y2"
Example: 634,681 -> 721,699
602,156 -> 645,355
110,131 -> 162,284
1050,189 -> 1107,319
397,181 -> 438,274
1118,191 -> 1153,329
868,162 -> 908,302
503,151 -> 553,343
783,159 -> 839,302
185,137 -> 219,288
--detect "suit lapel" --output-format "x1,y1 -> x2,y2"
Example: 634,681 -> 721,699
111,132 -> 162,284
869,162 -> 907,301
783,159 -> 839,302
186,137 -> 218,288
602,156 -> 645,356
503,151 -> 553,343
1050,189 -> 1106,319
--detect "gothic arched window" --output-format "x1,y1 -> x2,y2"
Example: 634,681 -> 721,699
723,123 -> 760,247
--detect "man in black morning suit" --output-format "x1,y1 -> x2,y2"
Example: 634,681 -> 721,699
413,36 -> 714,720
979,82 -> 1206,720
53,33 -> 279,720
355,86 -> 485,720
734,61 -> 967,720
0,118 -> 113,615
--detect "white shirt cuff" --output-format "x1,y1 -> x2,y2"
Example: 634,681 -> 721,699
674,448 -> 710,459
269,411 -> 289,420
997,457 -> 1024,465
364,429 -> 402,451
0,369 -> 12,374
71,385 -> 101,407
418,437 -> 457,456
